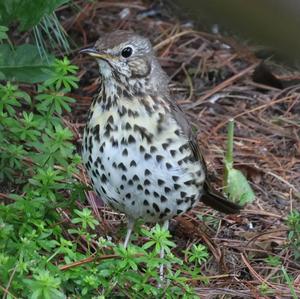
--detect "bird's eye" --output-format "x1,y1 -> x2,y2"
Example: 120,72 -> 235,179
121,47 -> 133,58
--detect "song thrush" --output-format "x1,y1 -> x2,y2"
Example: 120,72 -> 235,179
80,31 -> 241,249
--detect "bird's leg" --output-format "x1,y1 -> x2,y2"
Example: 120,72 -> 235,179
159,220 -> 169,282
123,218 -> 134,248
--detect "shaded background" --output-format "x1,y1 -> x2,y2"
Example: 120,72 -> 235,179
173,0 -> 300,63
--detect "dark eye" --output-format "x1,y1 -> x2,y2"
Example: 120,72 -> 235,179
121,47 -> 133,58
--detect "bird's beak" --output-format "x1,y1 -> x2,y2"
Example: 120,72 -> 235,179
79,47 -> 113,60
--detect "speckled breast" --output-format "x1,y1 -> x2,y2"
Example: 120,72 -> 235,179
82,92 -> 205,223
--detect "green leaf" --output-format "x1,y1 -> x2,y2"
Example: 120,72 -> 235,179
226,168 -> 255,205
0,25 -> 9,42
0,44 -> 54,83
224,119 -> 255,205
0,0 -> 69,30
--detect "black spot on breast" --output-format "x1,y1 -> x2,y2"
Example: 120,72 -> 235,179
127,109 -> 138,118
125,193 -> 131,199
176,199 -> 183,205
179,143 -> 189,153
144,179 -> 150,186
160,195 -> 167,202
153,203 -> 160,212
99,142 -> 105,153
137,184 -> 143,190
143,199 -> 149,206
144,153 -> 151,160
164,187 -> 171,193
118,163 -> 127,171
170,150 -> 176,157
162,143 -> 169,150
93,124 -> 100,142
128,135 -> 136,144
165,162 -> 172,169
121,175 -> 127,181
184,180 -> 194,186
139,145 -> 145,153
144,189 -> 150,195
172,176 -> 179,182
180,191 -> 187,197
121,137 -> 128,145
101,186 -> 107,194
156,155 -> 163,163
104,123 -> 113,137
145,169 -> 151,176
88,136 -> 93,152
174,184 -> 181,190
123,89 -> 130,98
177,209 -> 183,215
157,179 -> 165,186
110,137 -> 118,147
128,179 -> 133,186
118,106 -> 127,117
153,191 -> 159,198
107,115 -> 114,124
94,157 -> 102,167
150,146 -> 157,153
159,213 -> 165,219
132,175 -> 139,181
85,161 -> 91,170
125,122 -> 132,130
130,160 -> 137,167
122,148 -> 128,156
133,124 -> 153,143
100,174 -> 107,183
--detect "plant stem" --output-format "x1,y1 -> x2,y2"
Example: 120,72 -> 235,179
226,118 -> 234,167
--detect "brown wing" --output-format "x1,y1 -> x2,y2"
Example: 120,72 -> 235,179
168,99 -> 241,214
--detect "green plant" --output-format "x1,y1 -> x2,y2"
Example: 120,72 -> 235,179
264,255 -> 281,267
0,1 -> 71,83
0,57 -> 82,298
281,266 -> 298,299
286,210 -> 300,260
224,118 -> 255,205
186,244 -> 209,266
258,283 -> 274,296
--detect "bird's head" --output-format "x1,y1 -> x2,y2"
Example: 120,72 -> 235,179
80,31 -> 169,94
80,31 -> 155,79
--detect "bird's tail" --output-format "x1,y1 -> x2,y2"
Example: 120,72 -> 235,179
201,183 -> 242,214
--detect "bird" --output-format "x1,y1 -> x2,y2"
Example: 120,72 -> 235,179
80,31 -> 241,255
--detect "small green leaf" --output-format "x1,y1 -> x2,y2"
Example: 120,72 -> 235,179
0,0 -> 69,30
0,44 -> 54,83
224,118 -> 255,205
226,168 -> 255,205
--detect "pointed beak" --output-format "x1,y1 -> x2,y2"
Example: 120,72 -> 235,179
79,47 -> 113,60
